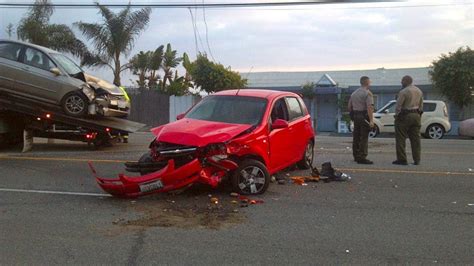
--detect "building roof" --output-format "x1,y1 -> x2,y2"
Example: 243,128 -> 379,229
245,67 -> 431,88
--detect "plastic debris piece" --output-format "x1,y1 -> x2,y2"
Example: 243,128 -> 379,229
250,200 -> 257,204
271,176 -> 276,183
345,250 -> 350,253
230,192 -> 239,197
277,179 -> 286,185
302,183 -> 308,186
210,197 -> 219,204
233,209 -> 239,213
304,176 -> 320,182
231,200 -> 238,204
468,203 -> 474,206
468,168 -> 473,172
291,176 -> 306,185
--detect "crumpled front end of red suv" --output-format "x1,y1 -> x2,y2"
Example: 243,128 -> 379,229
91,118 -> 258,198
91,142 -> 244,198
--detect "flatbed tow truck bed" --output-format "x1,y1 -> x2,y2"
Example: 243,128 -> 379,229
0,92 -> 145,150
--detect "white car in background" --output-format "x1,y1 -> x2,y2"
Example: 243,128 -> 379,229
368,100 -> 451,139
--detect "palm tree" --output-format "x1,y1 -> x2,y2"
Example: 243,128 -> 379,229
75,4 -> 151,86
17,0 -> 89,59
161,43 -> 182,91
147,45 -> 164,88
129,51 -> 150,88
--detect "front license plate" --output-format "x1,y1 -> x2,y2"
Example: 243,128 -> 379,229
139,180 -> 164,193
118,100 -> 127,108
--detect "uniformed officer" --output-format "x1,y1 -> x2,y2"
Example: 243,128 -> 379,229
393,75 -> 423,165
348,76 -> 374,164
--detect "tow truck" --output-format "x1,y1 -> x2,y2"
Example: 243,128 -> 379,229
0,92 -> 145,151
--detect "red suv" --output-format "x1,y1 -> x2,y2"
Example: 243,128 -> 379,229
94,89 -> 315,198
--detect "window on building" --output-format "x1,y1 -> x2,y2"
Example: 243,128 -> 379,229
372,94 -> 379,110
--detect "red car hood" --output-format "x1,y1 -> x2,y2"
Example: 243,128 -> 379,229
151,118 -> 253,147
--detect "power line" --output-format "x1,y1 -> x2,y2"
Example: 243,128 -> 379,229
0,1 -> 470,9
188,8 -> 199,57
0,1 -> 398,8
202,0 -> 216,61
193,0 -> 206,56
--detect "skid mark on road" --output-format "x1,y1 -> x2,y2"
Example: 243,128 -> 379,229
0,188 -> 111,197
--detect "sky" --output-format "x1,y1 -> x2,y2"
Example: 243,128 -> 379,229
0,0 -> 473,85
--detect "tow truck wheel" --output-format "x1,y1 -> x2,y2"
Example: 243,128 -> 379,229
61,92 -> 88,117
231,159 -> 270,195
297,141 -> 314,170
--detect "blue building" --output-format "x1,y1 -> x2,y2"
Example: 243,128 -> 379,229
245,67 -> 473,135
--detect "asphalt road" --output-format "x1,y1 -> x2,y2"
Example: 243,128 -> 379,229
0,133 -> 473,265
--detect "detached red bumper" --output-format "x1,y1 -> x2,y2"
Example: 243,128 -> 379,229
89,159 -> 202,198
90,158 -> 238,198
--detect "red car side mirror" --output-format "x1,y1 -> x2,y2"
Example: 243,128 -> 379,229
176,113 -> 185,120
272,119 -> 289,130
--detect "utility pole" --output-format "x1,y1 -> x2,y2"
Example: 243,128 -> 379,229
6,23 -> 14,39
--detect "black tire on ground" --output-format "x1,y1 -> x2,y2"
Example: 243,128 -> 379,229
369,125 -> 379,138
138,152 -> 155,175
231,159 -> 270,195
61,91 -> 89,117
425,124 -> 445,139
297,141 -> 314,170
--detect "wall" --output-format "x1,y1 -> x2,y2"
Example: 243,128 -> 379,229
128,90 -> 170,126
169,95 -> 201,123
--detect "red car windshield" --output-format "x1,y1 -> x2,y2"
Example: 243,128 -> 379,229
186,95 -> 267,125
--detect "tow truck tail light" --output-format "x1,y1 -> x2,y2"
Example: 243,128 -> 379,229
106,128 -> 110,132
46,113 -> 51,119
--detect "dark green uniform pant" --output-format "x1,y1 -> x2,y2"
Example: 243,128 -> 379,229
395,112 -> 421,163
352,113 -> 370,161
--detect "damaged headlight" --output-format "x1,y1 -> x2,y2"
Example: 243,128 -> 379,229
81,85 -> 95,101
202,143 -> 228,158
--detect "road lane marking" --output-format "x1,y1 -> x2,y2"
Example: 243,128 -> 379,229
340,168 -> 474,176
0,156 -> 127,163
0,188 -> 112,197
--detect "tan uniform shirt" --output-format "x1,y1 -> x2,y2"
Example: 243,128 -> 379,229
349,87 -> 374,111
395,85 -> 423,115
